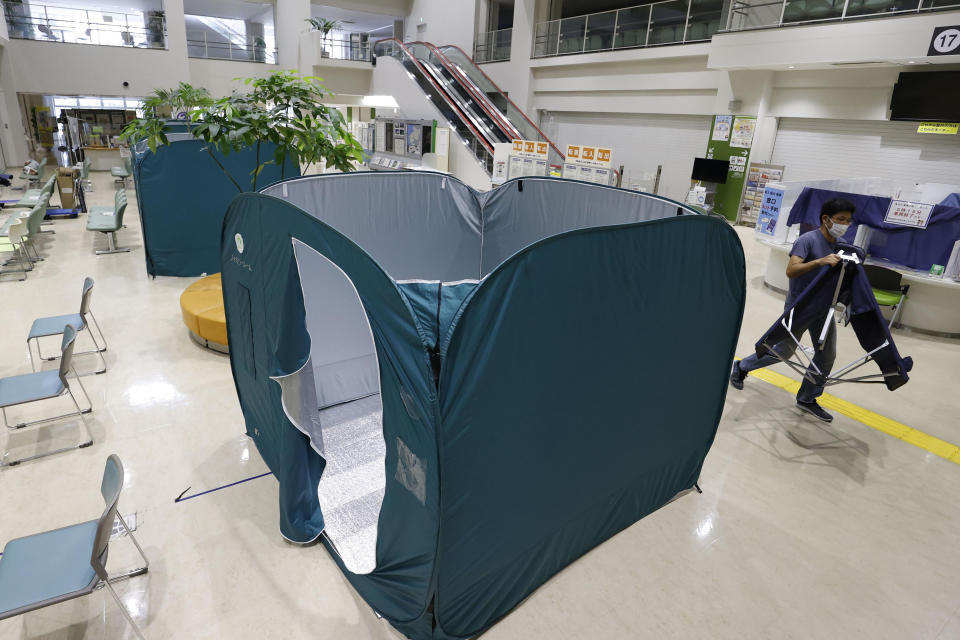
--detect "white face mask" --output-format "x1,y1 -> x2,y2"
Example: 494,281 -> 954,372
828,222 -> 849,239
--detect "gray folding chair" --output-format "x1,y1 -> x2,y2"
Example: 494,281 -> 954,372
0,455 -> 149,639
28,277 -> 108,374
1,324 -> 93,466
0,219 -> 30,282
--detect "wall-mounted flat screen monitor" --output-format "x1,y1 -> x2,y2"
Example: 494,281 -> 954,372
691,158 -> 729,184
890,71 -> 960,121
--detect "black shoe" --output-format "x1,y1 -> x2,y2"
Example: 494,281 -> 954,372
730,362 -> 746,390
796,401 -> 833,422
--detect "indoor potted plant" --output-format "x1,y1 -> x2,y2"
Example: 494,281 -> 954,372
146,10 -> 165,47
306,17 -> 341,58
122,71 -> 363,192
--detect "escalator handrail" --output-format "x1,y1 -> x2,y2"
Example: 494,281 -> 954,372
436,44 -> 565,161
373,38 -> 495,155
410,41 -> 520,143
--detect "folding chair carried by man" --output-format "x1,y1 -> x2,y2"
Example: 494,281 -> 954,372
755,244 -> 914,392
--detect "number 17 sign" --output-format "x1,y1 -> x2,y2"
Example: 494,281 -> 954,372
929,25 -> 960,56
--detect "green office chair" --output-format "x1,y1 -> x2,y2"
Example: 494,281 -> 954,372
863,265 -> 909,329
81,157 -> 94,192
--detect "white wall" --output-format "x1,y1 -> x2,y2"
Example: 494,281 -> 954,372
316,0 -> 411,16
553,111 -> 713,201
771,118 -> 960,185
527,45 -> 724,117
709,11 -> 960,69
405,0 -> 476,51
311,61 -> 374,95
188,58 -> 279,97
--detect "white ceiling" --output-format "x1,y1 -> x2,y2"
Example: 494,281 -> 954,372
32,0 -> 163,13
184,0 -> 274,21
310,4 -> 397,34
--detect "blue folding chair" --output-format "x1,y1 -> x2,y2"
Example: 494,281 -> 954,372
1,324 -> 93,466
28,277 -> 108,374
0,455 -> 149,639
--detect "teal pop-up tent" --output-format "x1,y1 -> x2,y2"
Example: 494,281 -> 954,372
132,134 -> 298,277
220,173 -> 746,639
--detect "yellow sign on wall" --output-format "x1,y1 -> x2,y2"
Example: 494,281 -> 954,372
917,122 -> 959,134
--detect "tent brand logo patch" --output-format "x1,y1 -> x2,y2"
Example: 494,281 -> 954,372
235,233 -> 245,254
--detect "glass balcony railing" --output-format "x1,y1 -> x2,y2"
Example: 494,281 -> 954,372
2,1 -> 166,48
532,0 -> 723,58
474,27 -> 512,63
186,30 -> 277,63
315,35 -> 373,62
723,0 -> 960,31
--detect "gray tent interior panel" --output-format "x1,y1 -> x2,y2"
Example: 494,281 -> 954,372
477,178 -> 686,275
265,173 -> 695,282
262,174 -> 482,282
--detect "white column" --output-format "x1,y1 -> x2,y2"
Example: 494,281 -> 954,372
276,0 -> 311,71
506,0 -> 536,114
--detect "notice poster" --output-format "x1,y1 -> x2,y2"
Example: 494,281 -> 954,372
562,143 -> 613,184
509,155 -> 524,179
507,139 -> 549,180
884,200 -> 935,229
406,124 -> 422,156
730,117 -> 756,149
435,128 -> 450,156
712,115 -> 732,142
756,186 -> 784,237
375,121 -> 386,152
917,122 -> 959,135
491,142 -> 512,184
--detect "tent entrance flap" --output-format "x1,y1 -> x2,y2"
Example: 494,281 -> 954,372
273,239 -> 386,575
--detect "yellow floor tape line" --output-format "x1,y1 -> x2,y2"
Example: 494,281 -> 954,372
742,363 -> 960,465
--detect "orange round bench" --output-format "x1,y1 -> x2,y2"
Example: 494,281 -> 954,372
180,273 -> 228,352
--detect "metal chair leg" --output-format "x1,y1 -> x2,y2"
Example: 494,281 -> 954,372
67,386 -> 94,449
28,338 -> 38,372
103,579 -> 147,640
71,366 -> 94,413
95,231 -> 130,255
114,514 -> 150,575
891,295 -> 907,329
86,311 -> 109,351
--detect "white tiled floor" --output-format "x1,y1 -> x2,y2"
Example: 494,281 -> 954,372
0,169 -> 958,639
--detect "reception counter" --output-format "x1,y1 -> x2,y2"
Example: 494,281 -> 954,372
760,238 -> 960,338
82,146 -> 124,171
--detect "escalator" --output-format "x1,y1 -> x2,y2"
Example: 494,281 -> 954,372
373,38 -> 498,173
373,39 -> 565,176
433,44 -> 565,172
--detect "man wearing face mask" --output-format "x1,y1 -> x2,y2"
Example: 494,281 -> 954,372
730,197 -> 856,422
